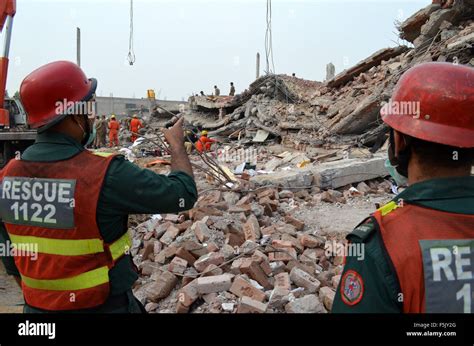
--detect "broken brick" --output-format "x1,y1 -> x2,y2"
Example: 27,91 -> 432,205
298,234 -> 324,249
140,241 -> 155,261
243,214 -> 261,241
271,239 -> 294,249
168,256 -> 188,274
230,258 -> 245,274
268,287 -> 290,308
195,274 -> 234,294
202,264 -> 224,276
226,232 -> 245,247
146,271 -> 178,302
284,215 -> 305,231
239,258 -> 271,289
331,274 -> 342,289
257,188 -> 278,200
177,281 -> 200,308
252,250 -> 272,276
319,286 -> 336,311
194,252 -> 225,272
206,242 -> 220,253
176,247 -> 197,265
176,220 -> 193,231
268,249 -> 297,263
280,234 -> 304,253
176,302 -> 190,314
236,296 -> 268,313
192,221 -> 212,243
290,267 -> 321,293
228,204 -> 252,215
159,225 -> 181,246
229,275 -> 266,302
274,272 -> 291,291
236,193 -> 255,206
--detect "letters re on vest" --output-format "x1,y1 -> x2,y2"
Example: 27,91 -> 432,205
420,239 -> 474,313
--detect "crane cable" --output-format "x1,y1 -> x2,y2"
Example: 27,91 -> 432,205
127,0 -> 136,65
265,0 -> 275,74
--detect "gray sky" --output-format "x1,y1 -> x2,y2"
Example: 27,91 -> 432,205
7,0 -> 429,101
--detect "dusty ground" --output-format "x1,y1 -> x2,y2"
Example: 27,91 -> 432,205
0,264 -> 24,313
291,195 -> 391,237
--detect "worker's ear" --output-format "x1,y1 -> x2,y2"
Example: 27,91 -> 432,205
393,130 -> 407,156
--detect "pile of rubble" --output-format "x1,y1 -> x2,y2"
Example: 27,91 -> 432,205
131,176 -> 393,314
185,0 -> 474,152
123,1 -> 473,314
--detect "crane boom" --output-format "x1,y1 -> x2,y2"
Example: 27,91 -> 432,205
0,0 -> 16,128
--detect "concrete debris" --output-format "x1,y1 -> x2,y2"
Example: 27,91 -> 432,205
284,294 -> 326,313
118,2 -> 474,314
130,160 -> 394,313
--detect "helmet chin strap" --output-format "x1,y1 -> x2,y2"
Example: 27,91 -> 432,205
388,129 -> 411,178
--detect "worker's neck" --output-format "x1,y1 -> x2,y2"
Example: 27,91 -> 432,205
408,159 -> 471,185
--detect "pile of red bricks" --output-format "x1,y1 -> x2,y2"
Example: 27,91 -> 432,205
131,186 -> 351,314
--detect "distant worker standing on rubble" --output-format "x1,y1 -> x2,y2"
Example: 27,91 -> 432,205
332,62 -> 474,313
214,85 -> 220,96
130,114 -> 143,142
229,82 -> 236,96
184,128 -> 198,154
99,114 -> 107,147
108,114 -> 120,147
0,61 -> 197,313
200,91 -> 205,96
195,130 -> 216,153
93,115 -> 104,148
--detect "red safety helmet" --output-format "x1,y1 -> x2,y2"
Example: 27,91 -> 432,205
381,62 -> 474,148
20,61 -> 97,130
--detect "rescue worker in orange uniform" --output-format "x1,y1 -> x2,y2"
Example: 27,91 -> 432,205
195,130 -> 216,153
332,62 -> 474,313
130,114 -> 143,143
0,61 -> 197,313
108,114 -> 120,147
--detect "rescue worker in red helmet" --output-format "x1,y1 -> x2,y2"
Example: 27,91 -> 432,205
195,130 -> 216,153
108,114 -> 120,147
0,61 -> 197,313
332,62 -> 474,313
130,114 -> 143,143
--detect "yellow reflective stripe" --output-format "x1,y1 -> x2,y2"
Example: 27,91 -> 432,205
110,232 -> 132,261
21,266 -> 109,291
93,151 -> 114,157
9,234 -> 104,256
378,201 -> 398,216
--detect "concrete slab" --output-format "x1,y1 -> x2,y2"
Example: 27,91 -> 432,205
311,154 -> 388,189
251,154 -> 388,189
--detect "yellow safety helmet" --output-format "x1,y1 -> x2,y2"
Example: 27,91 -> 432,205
201,130 -> 208,136
111,114 -> 116,119
133,114 -> 138,118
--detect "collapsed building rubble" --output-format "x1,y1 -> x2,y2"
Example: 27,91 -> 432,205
117,1 -> 473,314
130,164 -> 394,314
185,0 -> 473,152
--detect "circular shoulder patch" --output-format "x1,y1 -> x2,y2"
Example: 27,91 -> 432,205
340,270 -> 364,306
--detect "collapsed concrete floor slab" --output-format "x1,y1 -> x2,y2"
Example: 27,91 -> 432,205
251,155 -> 388,190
